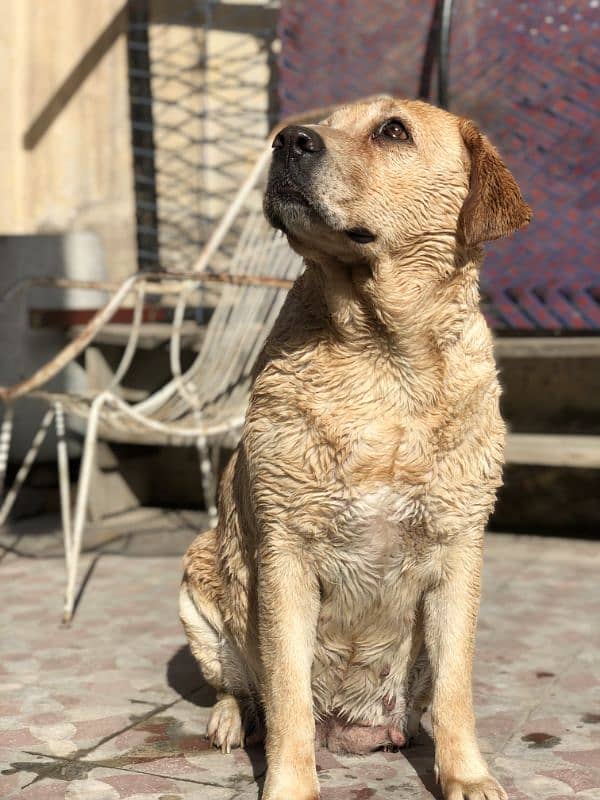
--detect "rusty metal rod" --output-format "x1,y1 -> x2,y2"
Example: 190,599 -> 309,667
1,271 -> 295,307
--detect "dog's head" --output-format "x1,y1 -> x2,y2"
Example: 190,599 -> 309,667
264,97 -> 531,264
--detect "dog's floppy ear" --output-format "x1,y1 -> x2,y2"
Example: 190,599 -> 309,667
458,118 -> 531,247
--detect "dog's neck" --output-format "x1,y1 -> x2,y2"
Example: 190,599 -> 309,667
305,238 -> 485,409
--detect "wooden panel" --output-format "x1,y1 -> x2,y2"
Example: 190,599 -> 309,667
495,337 -> 600,359
506,434 -> 600,468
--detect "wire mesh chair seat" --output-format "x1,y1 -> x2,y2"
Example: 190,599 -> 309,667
28,211 -> 298,438
0,171 -> 302,622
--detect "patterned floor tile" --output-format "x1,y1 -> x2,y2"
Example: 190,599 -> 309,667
1,522 -> 599,799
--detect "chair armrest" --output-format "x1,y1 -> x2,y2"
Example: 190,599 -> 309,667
0,270 -> 294,403
144,270 -> 294,290
0,274 -> 141,402
0,276 -> 122,307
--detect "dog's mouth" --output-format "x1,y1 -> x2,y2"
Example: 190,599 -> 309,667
266,179 -> 314,208
265,177 -> 377,246
264,178 -> 325,232
345,227 -> 376,244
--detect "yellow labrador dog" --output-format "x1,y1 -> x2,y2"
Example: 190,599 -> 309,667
180,96 -> 530,800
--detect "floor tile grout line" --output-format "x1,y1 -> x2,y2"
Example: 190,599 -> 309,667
99,758 -> 265,790
93,758 -> 265,790
27,687 -> 206,767
17,750 -> 245,791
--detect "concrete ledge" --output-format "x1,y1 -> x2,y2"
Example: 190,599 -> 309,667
506,433 -> 600,468
494,336 -> 600,358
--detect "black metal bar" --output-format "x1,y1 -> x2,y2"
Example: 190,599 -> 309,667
126,0 -> 160,269
418,0 -> 442,102
437,0 -> 454,109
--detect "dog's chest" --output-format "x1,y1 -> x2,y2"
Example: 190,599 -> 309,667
311,486 -> 433,723
319,486 -> 437,611
337,486 -> 421,557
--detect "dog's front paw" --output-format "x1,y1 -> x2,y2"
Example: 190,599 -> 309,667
262,773 -> 320,800
206,696 -> 244,754
262,788 -> 320,800
441,774 -> 507,800
436,741 -> 507,800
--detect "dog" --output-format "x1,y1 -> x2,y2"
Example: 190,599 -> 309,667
179,96 -> 531,800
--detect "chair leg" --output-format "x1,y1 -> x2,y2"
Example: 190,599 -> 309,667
196,435 -> 218,528
0,407 -> 54,527
54,402 -> 73,572
63,395 -> 105,624
0,404 -> 14,503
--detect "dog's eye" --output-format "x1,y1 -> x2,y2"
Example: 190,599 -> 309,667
375,119 -> 410,141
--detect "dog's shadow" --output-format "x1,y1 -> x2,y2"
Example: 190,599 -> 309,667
166,645 -> 216,708
167,646 -> 440,798
166,645 -> 267,788
400,727 -> 442,799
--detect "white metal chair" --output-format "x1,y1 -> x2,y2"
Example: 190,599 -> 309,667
0,100 -> 362,622
0,144 -> 302,622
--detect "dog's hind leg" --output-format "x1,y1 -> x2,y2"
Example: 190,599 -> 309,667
179,530 -> 259,753
406,642 -> 433,743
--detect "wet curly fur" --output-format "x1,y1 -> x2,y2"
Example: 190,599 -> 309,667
180,96 -> 530,800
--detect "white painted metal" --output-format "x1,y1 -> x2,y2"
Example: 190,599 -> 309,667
0,404 -> 13,500
54,401 -> 73,573
0,154 -> 303,622
0,407 -> 54,526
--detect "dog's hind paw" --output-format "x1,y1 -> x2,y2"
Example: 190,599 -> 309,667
206,695 -> 244,754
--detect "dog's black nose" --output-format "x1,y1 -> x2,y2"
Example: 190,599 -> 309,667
272,125 -> 325,158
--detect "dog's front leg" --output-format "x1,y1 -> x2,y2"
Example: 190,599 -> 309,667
259,547 -> 320,800
424,543 -> 507,800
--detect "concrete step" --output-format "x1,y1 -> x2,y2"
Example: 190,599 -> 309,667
506,433 -> 600,468
494,336 -> 600,359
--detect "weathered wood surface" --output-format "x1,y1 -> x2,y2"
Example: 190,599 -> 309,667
506,433 -> 600,468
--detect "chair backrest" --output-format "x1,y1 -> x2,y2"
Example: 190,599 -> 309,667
191,209 -> 302,415
165,163 -> 303,422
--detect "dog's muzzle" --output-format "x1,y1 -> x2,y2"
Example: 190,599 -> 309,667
272,124 -> 325,162
264,125 -> 326,231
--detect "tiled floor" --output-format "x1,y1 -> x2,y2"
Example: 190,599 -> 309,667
0,511 -> 599,799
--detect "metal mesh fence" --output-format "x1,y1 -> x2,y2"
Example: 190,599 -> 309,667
127,0 -> 599,330
127,0 -> 280,273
